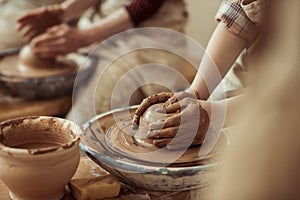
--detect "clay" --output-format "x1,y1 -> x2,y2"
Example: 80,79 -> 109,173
69,175 -> 121,200
132,92 -> 173,127
18,45 -> 55,69
0,116 -> 81,200
134,103 -> 170,147
139,103 -> 170,126
0,45 -> 77,78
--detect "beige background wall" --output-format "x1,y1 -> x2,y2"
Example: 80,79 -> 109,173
186,0 -> 222,47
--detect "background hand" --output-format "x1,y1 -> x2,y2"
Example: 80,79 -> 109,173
31,24 -> 89,58
147,98 -> 210,150
17,5 -> 63,40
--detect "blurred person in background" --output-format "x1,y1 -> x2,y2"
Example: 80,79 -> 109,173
17,0 -> 191,124
17,0 -> 187,57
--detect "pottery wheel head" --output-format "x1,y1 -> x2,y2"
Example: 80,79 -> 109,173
18,45 -> 55,69
0,45 -> 78,78
105,115 -> 218,165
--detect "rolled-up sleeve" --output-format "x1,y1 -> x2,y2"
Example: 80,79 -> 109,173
216,0 -> 260,41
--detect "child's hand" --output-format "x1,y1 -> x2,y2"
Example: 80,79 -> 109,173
30,24 -> 89,58
147,98 -> 210,150
17,5 -> 63,40
132,92 -> 174,128
132,90 -> 199,126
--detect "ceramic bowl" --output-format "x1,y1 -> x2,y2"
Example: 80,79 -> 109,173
0,116 -> 81,200
80,106 -> 228,191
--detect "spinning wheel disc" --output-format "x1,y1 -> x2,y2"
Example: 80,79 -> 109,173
105,119 -> 226,167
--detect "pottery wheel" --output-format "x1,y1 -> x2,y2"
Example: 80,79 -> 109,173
0,55 -> 77,78
105,119 -> 224,166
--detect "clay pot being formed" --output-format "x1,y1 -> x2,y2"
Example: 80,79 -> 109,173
139,103 -> 170,127
18,45 -> 55,69
0,116 -> 81,200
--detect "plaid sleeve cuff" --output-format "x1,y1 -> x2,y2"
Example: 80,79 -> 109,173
216,0 -> 259,41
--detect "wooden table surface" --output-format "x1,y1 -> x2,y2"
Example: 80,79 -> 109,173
0,157 -> 206,200
0,91 -> 72,123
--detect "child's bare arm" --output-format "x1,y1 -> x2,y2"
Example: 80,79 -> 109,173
190,23 -> 249,100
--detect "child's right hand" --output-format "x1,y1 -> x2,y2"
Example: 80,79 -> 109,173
132,90 -> 198,128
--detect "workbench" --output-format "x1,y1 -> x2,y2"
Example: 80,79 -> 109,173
0,91 -> 72,123
0,157 -> 207,200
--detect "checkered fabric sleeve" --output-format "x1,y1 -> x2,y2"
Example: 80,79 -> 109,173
125,0 -> 165,26
216,0 -> 259,41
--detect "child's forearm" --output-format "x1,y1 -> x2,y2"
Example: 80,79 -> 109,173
83,8 -> 133,46
190,24 -> 249,100
217,95 -> 245,128
60,0 -> 99,21
201,94 -> 245,128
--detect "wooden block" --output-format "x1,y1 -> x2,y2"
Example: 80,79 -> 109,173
72,157 -> 107,179
69,175 -> 121,200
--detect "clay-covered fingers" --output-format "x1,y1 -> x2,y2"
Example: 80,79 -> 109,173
147,100 -> 198,138
132,92 -> 173,128
159,97 -> 196,114
159,102 -> 181,113
153,138 -> 172,148
160,91 -> 197,110
148,100 -> 210,150
148,112 -> 181,132
154,126 -> 205,150
147,126 -> 179,139
151,127 -> 199,150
